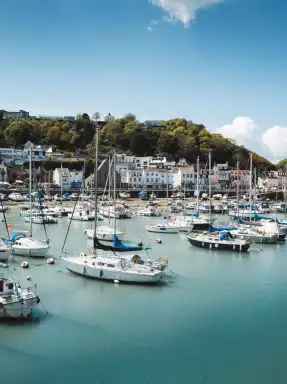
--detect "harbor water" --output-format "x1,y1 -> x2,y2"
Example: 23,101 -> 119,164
1,210 -> 287,383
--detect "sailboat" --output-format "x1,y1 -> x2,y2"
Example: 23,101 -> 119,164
187,152 -> 251,252
62,118 -> 167,283
5,145 -> 50,257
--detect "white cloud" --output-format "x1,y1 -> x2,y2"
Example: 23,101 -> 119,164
215,117 -> 287,161
262,126 -> 287,158
150,0 -> 226,27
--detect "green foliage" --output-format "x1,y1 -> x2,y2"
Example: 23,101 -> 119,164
0,115 -> 275,170
277,159 -> 287,169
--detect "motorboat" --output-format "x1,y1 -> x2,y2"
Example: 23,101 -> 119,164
84,226 -> 126,241
62,251 -> 166,284
119,191 -> 131,199
24,216 -> 58,224
5,232 -> 49,257
187,231 -> 250,252
0,275 -> 40,318
137,206 -> 161,217
98,205 -> 131,219
8,193 -> 28,202
145,222 -> 181,234
51,206 -> 73,216
68,209 -> 96,221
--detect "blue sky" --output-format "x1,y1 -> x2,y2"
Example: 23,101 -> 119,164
1,0 -> 287,160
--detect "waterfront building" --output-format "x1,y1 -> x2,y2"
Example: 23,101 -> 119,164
229,170 -> 250,188
213,162 -> 229,183
2,110 -> 29,119
120,168 -> 174,190
0,148 -> 24,165
173,167 -> 196,189
53,168 -> 71,189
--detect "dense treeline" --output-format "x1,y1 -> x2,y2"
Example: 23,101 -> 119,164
0,112 -> 274,171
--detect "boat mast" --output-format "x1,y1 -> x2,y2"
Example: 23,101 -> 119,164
208,151 -> 212,226
196,156 -> 200,213
249,152 -> 253,223
60,161 -> 63,205
93,114 -> 100,244
113,151 -> 117,236
29,144 -> 32,237
236,160 -> 239,218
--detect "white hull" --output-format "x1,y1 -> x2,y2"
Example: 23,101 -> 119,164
145,224 -> 179,234
0,294 -> 40,318
0,246 -> 11,261
85,227 -> 125,241
12,246 -> 49,257
63,257 -> 163,284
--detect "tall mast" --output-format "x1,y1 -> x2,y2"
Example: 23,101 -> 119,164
196,156 -> 200,213
236,160 -> 239,218
249,152 -> 253,223
60,161 -> 63,205
113,151 -> 117,236
93,114 -> 100,242
29,144 -> 32,236
208,151 -> 212,225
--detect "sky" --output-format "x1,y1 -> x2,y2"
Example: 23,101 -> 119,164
1,0 -> 287,162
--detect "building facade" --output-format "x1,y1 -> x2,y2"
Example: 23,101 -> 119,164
3,110 -> 29,119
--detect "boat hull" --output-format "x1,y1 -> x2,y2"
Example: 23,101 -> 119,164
63,259 -> 163,284
0,248 -> 11,261
0,295 -> 40,318
187,237 -> 250,252
11,247 -> 49,257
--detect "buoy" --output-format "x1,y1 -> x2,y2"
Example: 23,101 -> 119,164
215,244 -> 218,248
21,261 -> 29,269
165,256 -> 169,265
46,258 -> 55,265
156,239 -> 162,244
114,279 -> 120,284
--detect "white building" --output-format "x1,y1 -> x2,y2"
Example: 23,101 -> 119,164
149,157 -> 175,169
0,148 -> 24,165
213,162 -> 229,182
23,142 -> 46,162
53,168 -> 71,189
173,167 -> 196,188
142,169 -> 174,189
229,170 -> 250,188
120,168 -> 174,190
70,170 -> 84,188
134,157 -> 153,169
115,154 -> 136,171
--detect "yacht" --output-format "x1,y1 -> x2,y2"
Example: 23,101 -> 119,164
145,222 -> 181,234
187,231 -> 250,252
85,226 -> 125,241
24,216 -> 58,225
8,193 -> 28,202
6,232 -> 50,257
62,251 -> 166,284
0,275 -> 40,319
68,209 -> 96,221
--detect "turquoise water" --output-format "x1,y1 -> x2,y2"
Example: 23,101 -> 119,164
1,212 -> 287,383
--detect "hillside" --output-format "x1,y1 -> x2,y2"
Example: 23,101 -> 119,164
0,113 -> 275,171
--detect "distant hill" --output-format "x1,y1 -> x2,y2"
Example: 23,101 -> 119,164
0,114 -> 275,171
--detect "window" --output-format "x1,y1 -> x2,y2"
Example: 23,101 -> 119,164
138,178 -> 141,181
134,178 -> 136,181
147,179 -> 149,182
146,172 -> 149,176
98,262 -> 104,266
107,264 -> 115,268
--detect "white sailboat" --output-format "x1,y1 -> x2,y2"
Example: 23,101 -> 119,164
0,240 -> 11,262
62,117 -> 167,284
0,275 -> 40,318
9,145 -> 50,258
